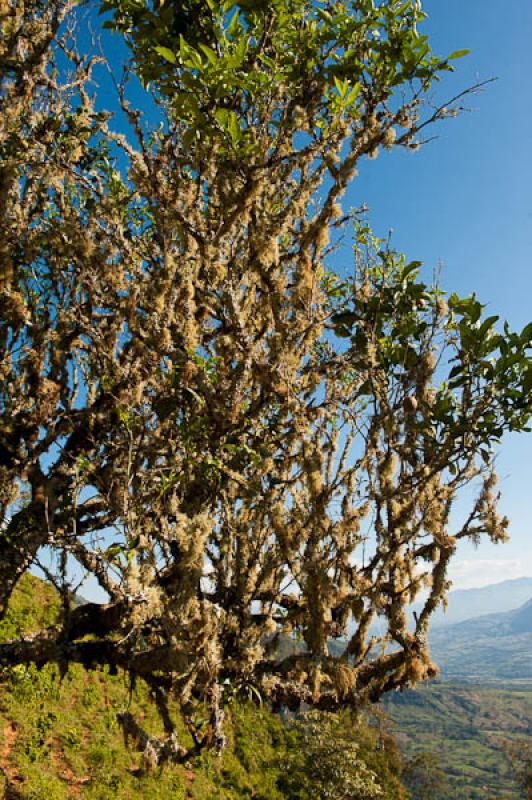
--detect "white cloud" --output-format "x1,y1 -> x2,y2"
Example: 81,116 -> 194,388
448,558 -> 527,590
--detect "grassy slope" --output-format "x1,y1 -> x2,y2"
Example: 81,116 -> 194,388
0,576 -> 406,800
384,682 -> 531,800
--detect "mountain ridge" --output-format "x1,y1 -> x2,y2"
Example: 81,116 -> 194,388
435,596 -> 532,637
417,575 -> 532,628
429,595 -> 532,681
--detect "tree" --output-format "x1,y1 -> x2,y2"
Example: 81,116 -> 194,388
503,738 -> 532,798
402,751 -> 449,800
282,711 -> 390,800
1,0 -> 531,764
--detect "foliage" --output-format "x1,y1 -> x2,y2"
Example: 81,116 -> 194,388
503,738 -> 532,799
281,710 -> 407,799
101,0 -> 460,150
0,0 -> 531,762
401,751 -> 449,800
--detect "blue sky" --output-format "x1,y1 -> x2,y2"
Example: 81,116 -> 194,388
348,0 -> 532,588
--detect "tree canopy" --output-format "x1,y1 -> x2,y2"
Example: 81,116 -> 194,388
1,0 -> 531,762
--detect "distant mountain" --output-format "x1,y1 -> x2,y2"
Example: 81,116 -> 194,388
415,576 -> 532,628
352,581 -> 532,681
450,597 -> 532,637
507,597 -> 532,634
429,597 -> 532,680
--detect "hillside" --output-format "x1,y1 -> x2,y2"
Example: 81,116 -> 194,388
0,576 -> 406,800
429,598 -> 532,681
1,576 -> 528,799
384,681 -> 532,800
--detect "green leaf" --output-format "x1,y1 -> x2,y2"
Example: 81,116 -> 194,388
401,260 -> 422,279
154,46 -> 176,65
447,49 -> 470,60
215,108 -> 229,127
247,683 -> 263,706
227,9 -> 241,36
103,543 -> 125,561
316,7 -> 333,24
199,43 -> 218,65
76,455 -> 91,473
182,128 -> 197,149
478,315 -> 499,338
333,75 -> 348,98
345,82 -> 361,104
395,1 -> 411,14
127,535 -> 141,550
523,367 -> 532,394
520,321 -> 532,343
227,111 -> 241,144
